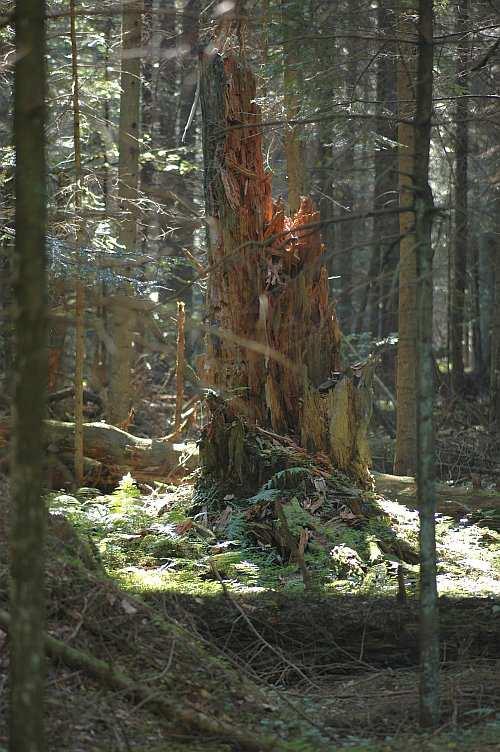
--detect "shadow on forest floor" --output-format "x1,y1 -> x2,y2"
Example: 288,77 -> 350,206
0,473 -> 499,751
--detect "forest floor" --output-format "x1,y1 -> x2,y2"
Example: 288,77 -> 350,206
0,449 -> 499,752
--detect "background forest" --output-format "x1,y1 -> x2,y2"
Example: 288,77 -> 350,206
0,0 -> 499,751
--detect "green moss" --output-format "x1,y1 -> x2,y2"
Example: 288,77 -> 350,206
281,497 -> 316,534
116,567 -> 223,597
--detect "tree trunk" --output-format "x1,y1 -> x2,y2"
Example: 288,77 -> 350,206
70,0 -> 85,487
156,0 -> 197,312
0,419 -> 197,488
11,0 -> 48,748
315,8 -> 337,298
336,5 -> 359,333
470,236 -> 483,376
414,0 -> 439,728
394,6 -> 417,476
489,197 -> 500,430
1,244 -> 13,394
373,0 -> 399,338
170,0 -> 200,312
450,0 -> 469,394
108,0 -> 143,425
48,280 -> 69,392
199,46 -> 372,487
281,0 -> 305,214
140,0 -> 154,248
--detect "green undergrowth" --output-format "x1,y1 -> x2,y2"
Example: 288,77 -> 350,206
1,467 -> 498,752
47,466 -> 500,601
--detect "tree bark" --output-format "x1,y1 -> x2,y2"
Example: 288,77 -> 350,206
373,0 -> 399,338
337,1 -> 359,333
281,0 -> 305,214
470,236 -> 483,376
489,197 -> 500,430
414,0 -> 439,728
69,0 -> 85,487
315,7 -> 337,299
394,5 -> 417,476
200,48 -> 270,423
0,419 -> 198,488
175,301 -> 186,430
157,0 -> 197,312
200,48 -> 373,486
139,0 -> 154,250
108,0 -> 143,425
11,0 -> 48,747
450,0 -> 469,394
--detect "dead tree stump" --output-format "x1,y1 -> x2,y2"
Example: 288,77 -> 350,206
200,46 -> 372,487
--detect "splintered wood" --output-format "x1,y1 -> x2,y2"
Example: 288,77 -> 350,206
200,50 -> 372,486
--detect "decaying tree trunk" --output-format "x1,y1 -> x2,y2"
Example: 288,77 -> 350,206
0,419 -> 197,488
199,45 -> 373,487
199,48 -> 270,425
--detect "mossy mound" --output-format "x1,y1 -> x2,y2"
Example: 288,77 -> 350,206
1,468 -> 499,751
0,482 -> 284,752
195,395 -> 420,593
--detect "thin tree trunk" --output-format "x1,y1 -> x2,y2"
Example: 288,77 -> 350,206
91,17 -> 113,403
0,245 -> 13,389
158,0 -> 177,146
414,0 -> 439,728
70,0 -> 85,487
339,138 -> 355,332
315,8 -> 337,295
281,0 -> 304,214
140,0 -> 154,248
489,197 -> 500,430
169,0 -> 200,312
470,236 -> 483,375
109,0 -> 143,425
337,3 -> 359,332
394,5 -> 417,476
450,0 -> 469,393
10,0 -> 48,747
156,0 -> 196,311
261,0 -> 270,87
373,0 -> 399,338
175,301 -> 186,430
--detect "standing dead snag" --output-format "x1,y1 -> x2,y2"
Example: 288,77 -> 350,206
200,48 -> 270,424
200,46 -> 372,487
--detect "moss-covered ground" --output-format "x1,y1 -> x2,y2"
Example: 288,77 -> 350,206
0,467 -> 498,751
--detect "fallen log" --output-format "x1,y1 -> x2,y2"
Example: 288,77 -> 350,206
0,419 -> 198,489
373,472 -> 500,518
